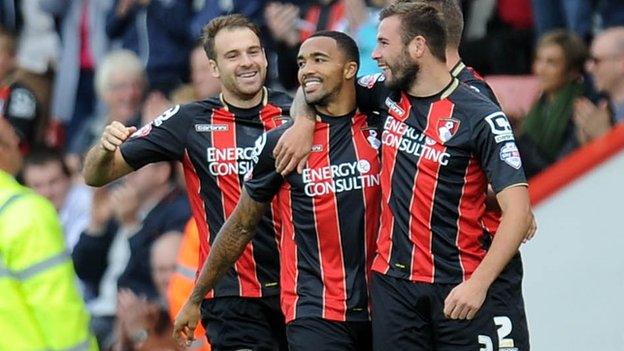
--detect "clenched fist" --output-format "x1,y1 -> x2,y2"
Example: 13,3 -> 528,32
100,121 -> 137,152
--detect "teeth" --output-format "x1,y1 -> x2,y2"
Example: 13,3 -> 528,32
239,72 -> 256,78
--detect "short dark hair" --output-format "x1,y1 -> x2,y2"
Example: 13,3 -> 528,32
425,0 -> 463,48
23,145 -> 71,178
380,2 -> 447,61
201,14 -> 262,60
308,30 -> 360,71
537,29 -> 588,75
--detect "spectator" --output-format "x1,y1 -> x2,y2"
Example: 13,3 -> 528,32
0,27 -> 44,151
0,116 -> 98,351
40,0 -> 113,148
574,26 -> 624,144
344,0 -> 389,76
113,232 -> 184,351
72,161 -> 190,348
22,146 -> 92,251
517,30 -> 588,177
265,0 -> 348,90
167,219 -> 211,351
106,0 -> 194,95
531,0 -> 593,40
190,42 -> 221,100
67,49 -> 146,171
0,0 -> 21,33
190,0 -> 267,39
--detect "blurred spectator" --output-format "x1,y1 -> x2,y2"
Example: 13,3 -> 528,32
462,0 -> 534,74
167,219 -> 211,351
22,146 -> 92,251
531,0 -> 592,40
344,0 -> 389,76
18,0 -> 59,74
265,0 -> 348,90
574,26 -> 624,144
0,117 -> 98,350
191,0 -> 267,39
40,0 -> 113,148
0,0 -> 21,33
106,0 -> 194,95
0,27 -> 44,151
113,232 -> 184,351
517,30 -> 588,178
67,49 -> 146,172
597,0 -> 624,29
72,161 -> 190,348
190,42 -> 221,99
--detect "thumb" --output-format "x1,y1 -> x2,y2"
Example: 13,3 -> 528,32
598,100 -> 610,111
127,126 -> 138,134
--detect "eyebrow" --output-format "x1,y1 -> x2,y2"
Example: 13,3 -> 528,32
223,45 -> 262,56
297,52 -> 331,60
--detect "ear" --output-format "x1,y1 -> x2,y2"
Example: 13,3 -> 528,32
344,61 -> 358,80
407,36 -> 426,60
209,59 -> 220,78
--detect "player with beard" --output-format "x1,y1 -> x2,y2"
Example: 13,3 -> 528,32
174,31 -> 381,351
273,2 -> 533,350
83,14 -> 291,350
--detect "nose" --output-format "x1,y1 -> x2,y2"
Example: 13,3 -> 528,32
240,52 -> 253,67
371,45 -> 381,61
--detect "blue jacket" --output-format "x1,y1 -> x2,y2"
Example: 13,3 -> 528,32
106,0 -> 193,92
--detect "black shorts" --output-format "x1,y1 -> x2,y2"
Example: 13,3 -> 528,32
201,296 -> 287,351
371,272 -> 529,351
286,317 -> 372,351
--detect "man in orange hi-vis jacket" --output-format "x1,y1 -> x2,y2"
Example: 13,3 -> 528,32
167,218 -> 211,351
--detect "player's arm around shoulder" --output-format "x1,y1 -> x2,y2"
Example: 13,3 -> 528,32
83,121 -> 136,187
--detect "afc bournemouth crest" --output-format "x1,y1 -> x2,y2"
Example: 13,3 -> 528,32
437,118 -> 460,143
362,127 -> 381,150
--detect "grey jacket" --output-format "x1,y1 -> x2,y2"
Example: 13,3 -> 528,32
40,0 -> 113,123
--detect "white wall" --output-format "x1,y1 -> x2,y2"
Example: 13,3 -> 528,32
523,150 -> 624,350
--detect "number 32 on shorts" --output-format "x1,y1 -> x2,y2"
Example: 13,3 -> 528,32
479,316 -> 517,351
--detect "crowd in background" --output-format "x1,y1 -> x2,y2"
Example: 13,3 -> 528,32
1,0 -> 624,350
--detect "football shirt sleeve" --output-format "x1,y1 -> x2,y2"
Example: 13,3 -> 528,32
356,73 -> 390,114
472,109 -> 528,193
120,104 -> 191,169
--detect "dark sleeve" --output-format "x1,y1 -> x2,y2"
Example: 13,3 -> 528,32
71,220 -> 118,289
269,89 -> 293,117
356,73 -> 390,114
106,0 -> 140,38
119,104 -> 190,170
243,128 -> 286,203
472,109 -> 527,193
5,84 -> 38,144
148,0 -> 193,43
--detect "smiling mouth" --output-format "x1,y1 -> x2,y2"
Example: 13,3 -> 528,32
238,71 -> 258,79
303,77 -> 322,90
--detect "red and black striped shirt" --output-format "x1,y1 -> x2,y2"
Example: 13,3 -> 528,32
244,111 -> 381,322
120,88 -> 291,298
356,76 -> 527,284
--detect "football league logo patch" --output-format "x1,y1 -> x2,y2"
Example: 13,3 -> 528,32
437,118 -> 460,143
500,142 -> 522,169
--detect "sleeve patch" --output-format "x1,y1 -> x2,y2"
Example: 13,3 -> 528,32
358,73 -> 385,89
499,142 -> 522,169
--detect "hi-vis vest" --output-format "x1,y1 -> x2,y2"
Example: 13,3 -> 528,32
167,218 -> 211,351
0,171 -> 98,351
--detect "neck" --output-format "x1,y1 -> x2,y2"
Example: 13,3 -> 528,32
221,87 -> 264,109
445,48 -> 461,71
408,59 -> 453,97
315,85 -> 356,117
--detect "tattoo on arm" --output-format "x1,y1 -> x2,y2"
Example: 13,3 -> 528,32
290,87 -> 316,122
189,190 -> 268,304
